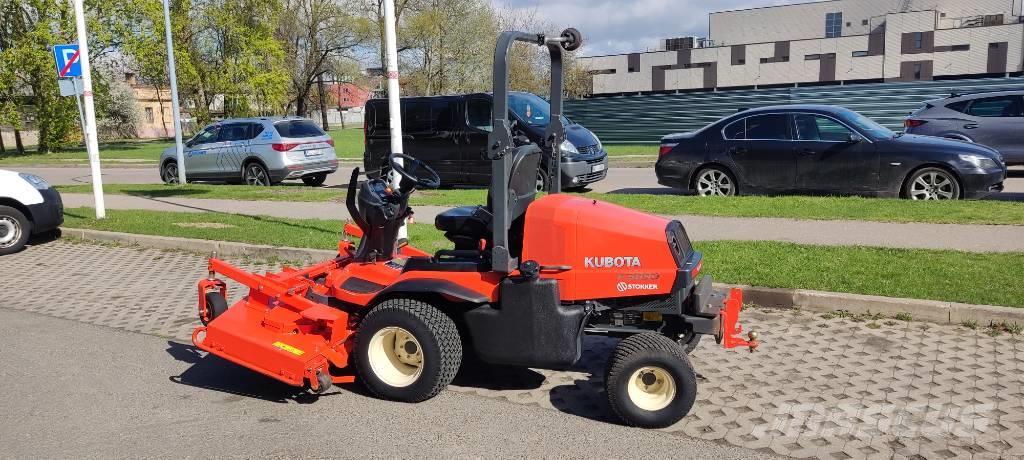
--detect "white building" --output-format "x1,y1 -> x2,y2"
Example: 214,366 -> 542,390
580,0 -> 1024,95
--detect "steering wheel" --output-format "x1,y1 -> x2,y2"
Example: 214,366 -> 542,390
389,153 -> 441,189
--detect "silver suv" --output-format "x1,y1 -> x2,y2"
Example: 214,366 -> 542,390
905,91 -> 1023,165
159,117 -> 339,186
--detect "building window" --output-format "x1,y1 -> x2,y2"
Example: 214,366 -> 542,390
913,32 -> 923,49
805,54 -> 821,60
825,12 -> 843,38
913,63 -> 923,80
852,51 -> 869,57
950,44 -> 970,51
145,107 -> 154,123
862,19 -> 869,26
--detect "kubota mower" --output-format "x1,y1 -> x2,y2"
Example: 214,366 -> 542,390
192,28 -> 758,428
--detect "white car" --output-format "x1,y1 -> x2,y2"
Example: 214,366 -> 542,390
0,169 -> 63,255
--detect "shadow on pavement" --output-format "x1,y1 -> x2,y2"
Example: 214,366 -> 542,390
165,341 -> 345,404
984,192 -> 1024,202
452,359 -> 546,391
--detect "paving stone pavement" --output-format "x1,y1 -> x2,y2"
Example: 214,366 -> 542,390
5,240 -> 1024,459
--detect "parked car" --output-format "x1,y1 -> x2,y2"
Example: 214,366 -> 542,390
363,91 -> 608,191
656,105 -> 1006,200
159,117 -> 339,186
904,91 -> 1024,165
0,169 -> 63,255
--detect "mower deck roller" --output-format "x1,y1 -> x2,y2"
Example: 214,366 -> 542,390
192,28 -> 758,429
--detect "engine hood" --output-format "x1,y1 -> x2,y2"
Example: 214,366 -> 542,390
564,123 -> 599,148
890,134 -> 1002,160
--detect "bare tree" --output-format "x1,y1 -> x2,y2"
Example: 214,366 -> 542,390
278,0 -> 367,117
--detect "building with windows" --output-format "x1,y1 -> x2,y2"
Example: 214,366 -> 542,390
580,0 -> 1024,95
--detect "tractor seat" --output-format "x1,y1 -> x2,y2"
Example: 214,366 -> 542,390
435,205 -> 492,249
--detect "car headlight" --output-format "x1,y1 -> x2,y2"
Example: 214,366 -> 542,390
958,154 -> 998,169
19,173 -> 50,190
559,140 -> 578,155
594,137 -> 603,152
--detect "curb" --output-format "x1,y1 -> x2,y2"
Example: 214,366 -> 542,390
61,227 -> 1024,325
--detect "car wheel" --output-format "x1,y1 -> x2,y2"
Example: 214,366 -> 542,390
0,205 -> 32,256
243,162 -> 272,186
301,173 -> 328,187
536,169 -> 548,193
904,167 -> 960,200
161,161 -> 180,184
693,166 -> 737,196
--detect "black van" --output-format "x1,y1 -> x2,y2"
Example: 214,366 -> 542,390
363,92 -> 608,190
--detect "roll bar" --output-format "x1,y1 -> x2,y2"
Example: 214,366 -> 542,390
488,28 -> 582,273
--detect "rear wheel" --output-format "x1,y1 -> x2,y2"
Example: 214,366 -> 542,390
0,205 -> 31,256
354,298 -> 462,402
605,333 -> 697,428
903,167 -> 960,200
301,173 -> 328,187
243,162 -> 272,186
693,166 -> 736,196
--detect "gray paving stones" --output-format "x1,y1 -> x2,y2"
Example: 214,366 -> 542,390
4,240 -> 1024,458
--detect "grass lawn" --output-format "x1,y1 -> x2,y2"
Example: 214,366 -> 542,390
56,183 -> 486,207
603,144 -> 657,157
327,128 -> 363,159
62,207 -> 1024,307
55,183 -> 1024,225
0,139 -> 171,165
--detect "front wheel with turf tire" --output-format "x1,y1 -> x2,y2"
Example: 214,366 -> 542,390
354,298 -> 462,403
302,173 -> 328,187
605,333 -> 698,428
0,205 -> 31,256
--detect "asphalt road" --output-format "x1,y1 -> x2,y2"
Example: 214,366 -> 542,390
16,164 -> 1024,199
0,308 -> 773,459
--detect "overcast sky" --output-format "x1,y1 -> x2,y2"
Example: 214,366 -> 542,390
496,0 -> 793,56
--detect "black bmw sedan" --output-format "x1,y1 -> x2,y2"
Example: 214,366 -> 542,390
655,105 -> 1007,200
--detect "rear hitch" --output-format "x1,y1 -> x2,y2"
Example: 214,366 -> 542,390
719,288 -> 760,352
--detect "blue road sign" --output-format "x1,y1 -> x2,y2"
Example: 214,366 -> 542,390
53,44 -> 82,78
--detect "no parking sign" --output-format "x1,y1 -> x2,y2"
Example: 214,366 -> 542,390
53,44 -> 82,78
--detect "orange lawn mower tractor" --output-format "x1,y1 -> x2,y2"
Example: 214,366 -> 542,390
192,28 -> 758,428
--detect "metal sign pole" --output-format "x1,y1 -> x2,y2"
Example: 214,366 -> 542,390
162,0 -> 187,185
70,78 -> 86,146
383,0 -> 406,239
72,0 -> 105,219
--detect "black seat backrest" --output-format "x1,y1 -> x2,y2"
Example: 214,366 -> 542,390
506,144 -> 542,222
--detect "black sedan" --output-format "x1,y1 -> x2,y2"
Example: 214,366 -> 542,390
655,105 -> 1007,200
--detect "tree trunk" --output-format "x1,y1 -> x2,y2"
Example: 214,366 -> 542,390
14,129 -> 24,154
317,75 -> 329,131
155,85 -> 170,138
0,129 -> 6,155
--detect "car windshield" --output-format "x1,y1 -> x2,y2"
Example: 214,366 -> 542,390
839,110 -> 894,138
509,92 -> 568,127
275,120 -> 325,138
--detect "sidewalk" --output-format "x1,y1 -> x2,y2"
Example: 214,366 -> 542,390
63,192 -> 1024,252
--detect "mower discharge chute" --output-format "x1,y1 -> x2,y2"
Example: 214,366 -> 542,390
192,28 -> 758,428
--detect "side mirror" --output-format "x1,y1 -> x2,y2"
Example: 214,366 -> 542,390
847,133 -> 862,143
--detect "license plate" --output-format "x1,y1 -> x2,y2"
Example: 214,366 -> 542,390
304,149 -> 322,158
592,163 -> 606,173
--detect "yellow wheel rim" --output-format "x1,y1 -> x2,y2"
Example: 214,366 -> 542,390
627,366 -> 676,411
368,326 -> 424,388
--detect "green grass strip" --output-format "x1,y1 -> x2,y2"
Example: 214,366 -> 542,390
55,184 -> 1024,225
61,207 -> 1024,307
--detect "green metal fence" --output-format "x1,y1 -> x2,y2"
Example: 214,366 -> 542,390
563,77 -> 1024,144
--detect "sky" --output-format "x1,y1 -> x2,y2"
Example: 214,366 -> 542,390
496,0 -> 794,56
